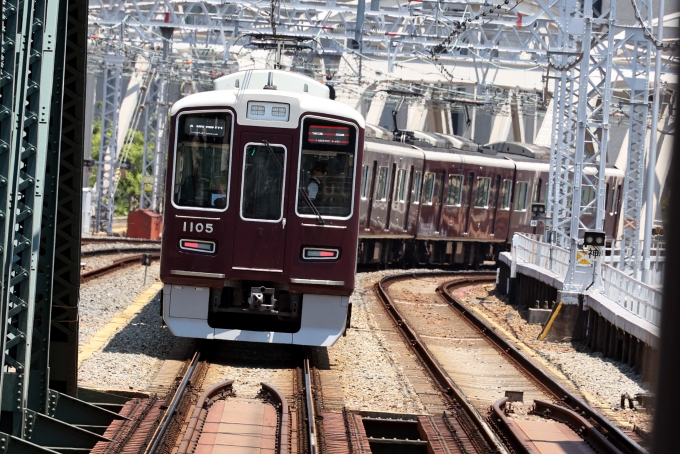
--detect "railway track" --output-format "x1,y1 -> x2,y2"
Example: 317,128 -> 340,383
82,236 -> 161,246
376,271 -> 646,454
92,342 -> 313,453
80,253 -> 160,283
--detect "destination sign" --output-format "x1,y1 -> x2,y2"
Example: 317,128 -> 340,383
308,125 -> 350,145
185,116 -> 226,137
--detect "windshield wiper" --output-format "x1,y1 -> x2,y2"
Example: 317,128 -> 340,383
262,140 -> 325,226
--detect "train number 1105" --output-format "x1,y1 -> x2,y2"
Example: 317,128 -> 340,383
183,222 -> 213,233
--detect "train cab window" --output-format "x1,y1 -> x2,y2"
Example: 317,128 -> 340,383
514,181 -> 528,211
395,169 -> 408,202
241,143 -> 286,221
297,118 -> 358,218
376,167 -> 389,201
445,174 -> 463,206
474,177 -> 491,208
422,172 -> 435,205
173,113 -> 232,210
500,179 -> 513,210
412,171 -> 423,204
360,165 -> 371,199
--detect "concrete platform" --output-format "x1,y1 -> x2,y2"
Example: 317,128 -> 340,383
499,252 -> 660,349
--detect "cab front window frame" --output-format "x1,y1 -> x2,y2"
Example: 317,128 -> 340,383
170,109 -> 234,212
295,115 -> 360,221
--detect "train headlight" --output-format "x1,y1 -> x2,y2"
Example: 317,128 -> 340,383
179,239 -> 216,254
302,247 -> 340,260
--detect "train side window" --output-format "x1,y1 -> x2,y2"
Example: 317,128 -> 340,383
173,112 -> 232,210
376,167 -> 389,201
581,186 -> 596,214
445,174 -> 463,206
514,181 -> 528,211
500,179 -> 513,210
360,165 -> 371,199
241,143 -> 286,221
412,171 -> 423,204
395,169 -> 408,202
474,177 -> 491,208
422,172 -> 435,205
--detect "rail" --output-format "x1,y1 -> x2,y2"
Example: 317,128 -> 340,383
303,357 -> 317,454
439,278 -> 645,454
80,253 -> 160,283
146,350 -> 201,454
511,234 -> 663,327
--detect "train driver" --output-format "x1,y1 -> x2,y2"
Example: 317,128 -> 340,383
307,161 -> 327,202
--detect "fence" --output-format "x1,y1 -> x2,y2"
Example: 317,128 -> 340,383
511,234 -> 663,326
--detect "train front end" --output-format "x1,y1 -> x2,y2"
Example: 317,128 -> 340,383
160,70 -> 365,346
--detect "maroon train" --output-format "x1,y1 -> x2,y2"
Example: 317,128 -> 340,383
160,70 -> 364,346
356,137 -> 624,267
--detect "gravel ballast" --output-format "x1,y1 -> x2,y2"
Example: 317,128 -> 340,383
79,263 -> 160,348
324,269 -> 449,414
78,291 -> 186,391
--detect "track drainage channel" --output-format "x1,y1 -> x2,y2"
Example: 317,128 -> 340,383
359,412 -> 428,454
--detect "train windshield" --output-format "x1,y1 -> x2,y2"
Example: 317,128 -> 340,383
297,118 -> 357,218
173,112 -> 232,209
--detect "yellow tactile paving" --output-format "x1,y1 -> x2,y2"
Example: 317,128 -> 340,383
78,281 -> 164,368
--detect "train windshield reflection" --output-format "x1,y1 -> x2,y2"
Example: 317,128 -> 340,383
297,118 -> 357,218
173,112 -> 232,209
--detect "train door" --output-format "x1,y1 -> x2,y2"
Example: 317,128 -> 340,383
231,132 -> 292,272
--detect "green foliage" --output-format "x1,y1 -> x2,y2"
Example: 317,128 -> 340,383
90,120 -> 147,216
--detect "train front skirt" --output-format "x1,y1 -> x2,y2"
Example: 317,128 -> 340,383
162,284 -> 350,346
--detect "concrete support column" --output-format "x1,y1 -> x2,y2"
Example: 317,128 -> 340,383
489,92 -> 512,143
406,92 -> 430,131
533,98 -> 554,147
510,90 -> 526,143
425,104 -> 438,133
440,104 -> 453,135
365,89 -> 387,126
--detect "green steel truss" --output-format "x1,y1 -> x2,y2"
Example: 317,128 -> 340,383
0,0 -> 125,450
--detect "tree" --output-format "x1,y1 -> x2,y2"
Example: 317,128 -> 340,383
90,120 -> 146,215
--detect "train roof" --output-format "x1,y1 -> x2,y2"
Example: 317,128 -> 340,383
214,70 -> 330,98
365,139 -> 425,159
365,137 -> 625,176
170,88 -> 365,129
434,133 -> 480,152
483,141 -> 550,159
421,149 -> 516,169
365,124 -> 393,140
